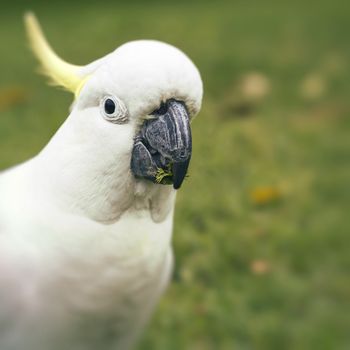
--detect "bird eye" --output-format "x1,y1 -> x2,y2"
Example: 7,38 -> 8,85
100,96 -> 128,124
104,98 -> 116,114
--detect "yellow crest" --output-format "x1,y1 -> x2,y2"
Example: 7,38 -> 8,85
24,13 -> 86,97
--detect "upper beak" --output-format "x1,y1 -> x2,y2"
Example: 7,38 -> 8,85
131,99 -> 192,189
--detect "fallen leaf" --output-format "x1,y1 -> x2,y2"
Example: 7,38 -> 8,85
250,186 -> 282,205
180,267 -> 194,283
219,72 -> 271,119
300,74 -> 326,100
240,72 -> 271,101
0,87 -> 29,112
250,259 -> 271,275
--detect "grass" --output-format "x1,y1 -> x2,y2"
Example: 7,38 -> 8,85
0,0 -> 349,349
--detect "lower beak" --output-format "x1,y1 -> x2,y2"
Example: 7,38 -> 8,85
131,99 -> 192,189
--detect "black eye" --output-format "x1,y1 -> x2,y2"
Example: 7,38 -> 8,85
100,95 -> 128,124
104,98 -> 116,114
152,101 -> 168,115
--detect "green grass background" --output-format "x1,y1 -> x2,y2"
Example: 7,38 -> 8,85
0,0 -> 349,349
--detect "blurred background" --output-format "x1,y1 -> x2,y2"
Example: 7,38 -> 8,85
0,0 -> 349,349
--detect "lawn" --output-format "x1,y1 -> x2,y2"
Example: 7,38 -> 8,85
0,0 -> 349,349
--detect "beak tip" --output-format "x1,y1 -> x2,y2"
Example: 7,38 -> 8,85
172,157 -> 190,190
173,183 -> 181,190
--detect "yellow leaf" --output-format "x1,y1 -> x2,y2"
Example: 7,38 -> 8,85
0,87 -> 29,112
250,259 -> 271,275
250,186 -> 281,205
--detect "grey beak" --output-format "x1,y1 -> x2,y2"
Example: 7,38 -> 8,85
131,99 -> 192,189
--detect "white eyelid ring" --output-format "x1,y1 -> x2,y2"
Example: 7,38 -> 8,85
100,95 -> 128,124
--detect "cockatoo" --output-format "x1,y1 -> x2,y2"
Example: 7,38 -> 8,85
0,13 -> 202,350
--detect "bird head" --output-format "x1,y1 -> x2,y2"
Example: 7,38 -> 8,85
25,13 -> 203,193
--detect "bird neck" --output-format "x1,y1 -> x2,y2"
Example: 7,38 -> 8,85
33,115 -> 176,224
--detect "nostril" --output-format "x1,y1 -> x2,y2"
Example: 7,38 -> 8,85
151,101 -> 168,115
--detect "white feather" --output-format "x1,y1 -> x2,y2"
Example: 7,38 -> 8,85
0,35 -> 202,350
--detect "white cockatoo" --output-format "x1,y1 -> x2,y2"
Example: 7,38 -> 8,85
0,13 -> 202,350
